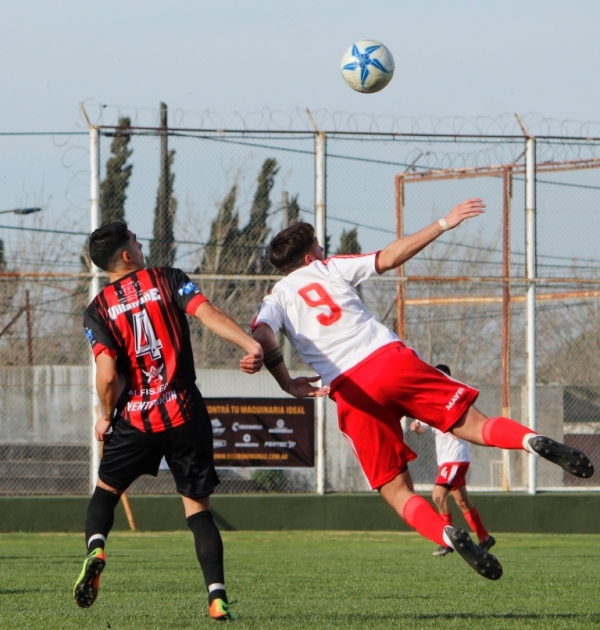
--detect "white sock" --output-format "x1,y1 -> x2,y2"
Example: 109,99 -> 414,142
442,526 -> 455,549
87,534 -> 106,550
522,432 -> 540,455
208,583 -> 226,594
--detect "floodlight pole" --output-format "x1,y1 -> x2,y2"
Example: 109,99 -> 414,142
89,126 -> 102,492
525,137 -> 537,495
315,131 -> 326,495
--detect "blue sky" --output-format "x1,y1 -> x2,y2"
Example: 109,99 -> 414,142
1,0 -> 600,266
2,0 -> 600,127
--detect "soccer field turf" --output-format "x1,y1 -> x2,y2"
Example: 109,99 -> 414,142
1,531 -> 598,629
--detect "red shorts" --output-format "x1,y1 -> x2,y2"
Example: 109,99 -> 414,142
435,462 -> 470,490
330,343 -> 479,490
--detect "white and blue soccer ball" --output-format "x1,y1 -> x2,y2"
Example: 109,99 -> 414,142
340,40 -> 395,94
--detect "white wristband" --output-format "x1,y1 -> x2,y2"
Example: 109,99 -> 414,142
438,218 -> 449,232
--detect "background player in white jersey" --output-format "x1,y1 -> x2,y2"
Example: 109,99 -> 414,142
409,364 -> 495,557
251,198 -> 594,581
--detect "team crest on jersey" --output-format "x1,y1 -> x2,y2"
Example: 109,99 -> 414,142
142,363 -> 164,383
178,281 -> 199,296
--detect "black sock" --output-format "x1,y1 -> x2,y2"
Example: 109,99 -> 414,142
85,486 -> 120,553
186,510 -> 226,604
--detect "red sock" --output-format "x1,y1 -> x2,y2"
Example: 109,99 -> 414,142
440,513 -> 453,526
402,496 -> 448,547
482,417 -> 537,450
463,507 -> 489,542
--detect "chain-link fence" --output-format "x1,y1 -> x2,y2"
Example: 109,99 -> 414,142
1,115 -> 599,496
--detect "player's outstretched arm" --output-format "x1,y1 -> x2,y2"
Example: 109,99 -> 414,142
252,323 -> 329,399
95,352 -> 120,441
377,198 -> 485,273
195,302 -> 263,374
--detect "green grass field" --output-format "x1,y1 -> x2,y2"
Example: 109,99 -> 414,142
1,531 -> 598,629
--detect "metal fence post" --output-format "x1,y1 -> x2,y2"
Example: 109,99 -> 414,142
525,137 -> 537,495
315,131 -> 326,495
89,126 -> 101,492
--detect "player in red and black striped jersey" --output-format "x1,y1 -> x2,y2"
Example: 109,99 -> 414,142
84,265 -> 211,434
74,222 -> 262,621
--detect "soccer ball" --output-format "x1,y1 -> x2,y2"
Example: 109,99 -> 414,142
340,40 -> 395,94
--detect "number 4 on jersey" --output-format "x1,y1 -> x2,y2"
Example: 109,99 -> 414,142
133,310 -> 163,360
298,282 -> 342,326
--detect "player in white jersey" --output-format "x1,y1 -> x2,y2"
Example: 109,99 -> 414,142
410,364 -> 495,557
251,199 -> 593,581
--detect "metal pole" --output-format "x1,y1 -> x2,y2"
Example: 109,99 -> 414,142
281,191 -> 293,368
315,132 -> 326,494
25,290 -> 33,366
525,137 -> 537,495
395,175 -> 406,340
501,167 -> 512,491
90,126 -> 102,491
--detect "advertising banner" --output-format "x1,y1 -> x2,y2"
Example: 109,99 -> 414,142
205,397 -> 314,468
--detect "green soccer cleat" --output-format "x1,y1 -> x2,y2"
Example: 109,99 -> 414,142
209,598 -> 236,621
73,548 -> 106,608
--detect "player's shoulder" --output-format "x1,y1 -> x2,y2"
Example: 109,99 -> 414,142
322,252 -> 377,264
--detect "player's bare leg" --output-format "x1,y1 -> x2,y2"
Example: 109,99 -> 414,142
450,406 -> 594,478
74,480 -> 121,608
378,469 -> 502,579
182,496 -> 234,621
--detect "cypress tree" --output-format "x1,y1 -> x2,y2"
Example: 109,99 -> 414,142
99,117 -> 133,225
147,103 -> 177,268
336,227 -> 362,255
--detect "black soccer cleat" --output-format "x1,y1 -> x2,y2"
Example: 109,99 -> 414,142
479,535 -> 496,552
446,527 -> 502,581
432,545 -> 453,557
528,436 -> 594,478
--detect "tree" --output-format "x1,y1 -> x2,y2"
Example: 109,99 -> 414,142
197,158 -> 281,367
99,117 -> 133,225
239,158 -> 279,274
148,103 -> 177,268
287,194 -> 300,225
336,227 -> 362,255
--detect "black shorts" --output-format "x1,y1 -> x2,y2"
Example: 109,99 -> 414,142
98,403 -> 219,499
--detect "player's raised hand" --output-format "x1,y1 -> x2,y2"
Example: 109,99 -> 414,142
285,376 -> 329,399
239,346 -> 264,374
444,198 -> 486,229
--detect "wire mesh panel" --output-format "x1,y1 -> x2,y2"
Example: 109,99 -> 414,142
534,139 -> 600,489
1,123 -> 600,496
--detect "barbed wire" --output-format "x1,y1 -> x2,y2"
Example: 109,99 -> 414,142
78,102 -> 600,138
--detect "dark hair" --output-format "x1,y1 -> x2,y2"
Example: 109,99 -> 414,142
435,364 -> 451,376
89,222 -> 130,271
269,222 -> 315,272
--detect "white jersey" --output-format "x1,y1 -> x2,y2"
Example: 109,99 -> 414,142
253,253 -> 399,386
420,422 -> 470,464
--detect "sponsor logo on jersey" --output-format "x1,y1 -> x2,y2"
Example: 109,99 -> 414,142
178,281 -> 199,296
126,388 -> 177,412
268,418 -> 293,434
142,363 -> 164,383
84,328 -> 94,343
213,439 -> 227,448
446,387 -> 465,410
108,288 -> 162,320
